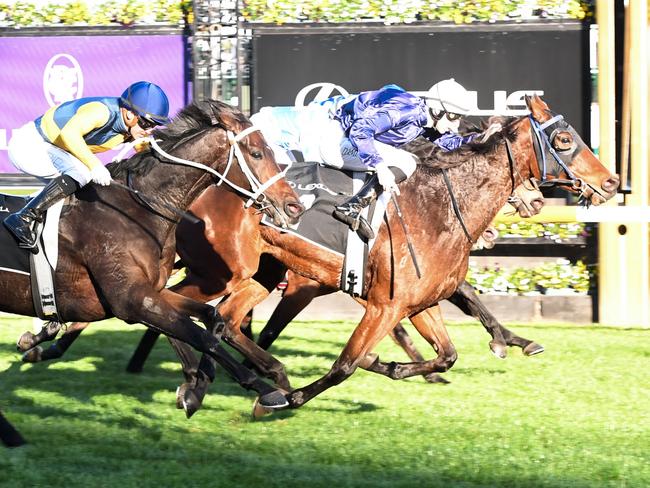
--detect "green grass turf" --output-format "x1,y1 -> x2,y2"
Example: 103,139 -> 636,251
0,317 -> 649,487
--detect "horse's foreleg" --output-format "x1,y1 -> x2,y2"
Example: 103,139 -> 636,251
106,285 -> 287,410
256,277 -> 322,351
449,280 -> 544,357
125,329 -> 162,373
0,410 -> 25,448
388,323 -> 448,384
218,280 -> 292,390
286,304 -> 403,409
16,320 -> 64,353
361,305 -> 458,380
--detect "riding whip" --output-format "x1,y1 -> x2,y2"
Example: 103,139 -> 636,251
390,191 -> 421,279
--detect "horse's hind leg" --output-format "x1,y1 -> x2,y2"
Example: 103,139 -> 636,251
22,322 -> 89,363
361,305 -> 458,380
0,410 -> 25,448
448,280 -> 544,357
389,323 -> 448,384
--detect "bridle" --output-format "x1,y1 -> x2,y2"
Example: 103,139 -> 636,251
147,125 -> 289,210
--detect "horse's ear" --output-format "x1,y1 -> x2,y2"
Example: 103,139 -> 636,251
527,94 -> 550,118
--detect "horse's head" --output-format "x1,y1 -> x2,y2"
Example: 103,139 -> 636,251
525,95 -> 619,205
199,101 -> 304,227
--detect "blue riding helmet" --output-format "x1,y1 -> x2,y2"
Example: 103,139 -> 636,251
120,81 -> 170,125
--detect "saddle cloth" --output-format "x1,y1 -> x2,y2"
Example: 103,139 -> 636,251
0,193 -> 63,318
260,161 -> 389,297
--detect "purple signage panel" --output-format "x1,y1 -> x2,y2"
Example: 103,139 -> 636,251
0,35 -> 188,173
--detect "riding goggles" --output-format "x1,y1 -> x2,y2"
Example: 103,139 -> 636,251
433,110 -> 463,122
138,116 -> 158,130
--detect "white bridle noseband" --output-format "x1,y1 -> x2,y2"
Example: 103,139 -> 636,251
116,125 -> 289,209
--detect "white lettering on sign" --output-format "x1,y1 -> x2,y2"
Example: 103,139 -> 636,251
294,82 -> 543,116
43,53 -> 84,107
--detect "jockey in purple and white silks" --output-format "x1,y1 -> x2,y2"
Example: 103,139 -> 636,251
315,80 -> 477,240
251,79 -> 502,240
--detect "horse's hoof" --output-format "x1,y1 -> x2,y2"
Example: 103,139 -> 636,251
252,398 -> 272,419
16,331 -> 36,352
22,346 -> 43,363
523,342 -> 545,356
424,372 -> 450,384
258,389 -> 289,409
358,352 -> 379,369
489,341 -> 507,359
182,389 -> 203,419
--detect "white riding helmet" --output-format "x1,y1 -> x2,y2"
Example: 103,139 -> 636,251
424,78 -> 472,116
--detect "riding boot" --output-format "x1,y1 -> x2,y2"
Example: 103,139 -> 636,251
333,174 -> 382,240
333,167 -> 407,241
3,175 -> 78,251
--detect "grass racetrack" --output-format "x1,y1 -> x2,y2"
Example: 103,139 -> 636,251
1,317 -> 649,487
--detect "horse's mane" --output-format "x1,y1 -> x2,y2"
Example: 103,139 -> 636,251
109,99 -> 249,178
404,116 -> 519,175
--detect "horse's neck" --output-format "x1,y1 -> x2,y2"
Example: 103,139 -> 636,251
410,130 -> 533,244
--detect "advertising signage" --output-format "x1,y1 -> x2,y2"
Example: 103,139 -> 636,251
251,22 -> 590,139
0,32 -> 189,174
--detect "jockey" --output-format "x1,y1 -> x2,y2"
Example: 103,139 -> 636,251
3,81 -> 170,251
327,79 -> 480,240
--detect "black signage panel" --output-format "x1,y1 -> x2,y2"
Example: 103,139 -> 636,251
251,21 -> 590,139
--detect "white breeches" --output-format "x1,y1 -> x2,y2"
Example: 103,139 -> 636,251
8,122 -> 92,186
306,114 -> 417,177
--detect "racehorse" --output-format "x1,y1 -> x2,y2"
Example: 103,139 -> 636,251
17,96 -> 618,415
183,95 -> 618,410
1,99 -> 304,444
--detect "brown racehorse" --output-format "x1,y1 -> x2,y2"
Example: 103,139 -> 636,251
1,99 -> 303,444
18,96 -> 618,415
178,95 -> 618,410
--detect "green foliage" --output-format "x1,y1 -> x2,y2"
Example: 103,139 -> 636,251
0,0 -> 188,27
495,221 -> 590,241
467,259 -> 592,295
241,0 -> 594,24
0,0 -> 593,27
0,318 -> 649,486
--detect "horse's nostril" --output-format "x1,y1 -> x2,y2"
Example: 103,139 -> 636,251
532,198 -> 545,211
602,176 -> 620,193
285,202 -> 305,218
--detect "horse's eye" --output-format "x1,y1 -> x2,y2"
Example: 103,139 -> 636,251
251,150 -> 263,160
554,132 -> 574,152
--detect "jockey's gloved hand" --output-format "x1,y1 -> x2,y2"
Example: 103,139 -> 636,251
90,164 -> 112,186
375,163 -> 399,195
480,122 -> 503,143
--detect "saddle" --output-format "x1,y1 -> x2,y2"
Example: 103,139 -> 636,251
0,193 -> 63,319
260,161 -> 389,298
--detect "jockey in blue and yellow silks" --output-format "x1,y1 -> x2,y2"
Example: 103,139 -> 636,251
4,81 -> 170,250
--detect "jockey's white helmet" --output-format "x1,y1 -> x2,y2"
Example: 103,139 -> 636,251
424,78 -> 472,116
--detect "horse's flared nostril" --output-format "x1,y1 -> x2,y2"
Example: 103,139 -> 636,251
602,175 -> 620,194
285,202 -> 305,219
531,198 -> 545,211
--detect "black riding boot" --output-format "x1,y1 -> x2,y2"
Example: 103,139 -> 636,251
333,167 -> 407,241
333,174 -> 382,241
3,175 -> 78,251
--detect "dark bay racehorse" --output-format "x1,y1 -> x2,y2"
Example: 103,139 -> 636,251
17,96 -> 619,415
1,99 -> 303,444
